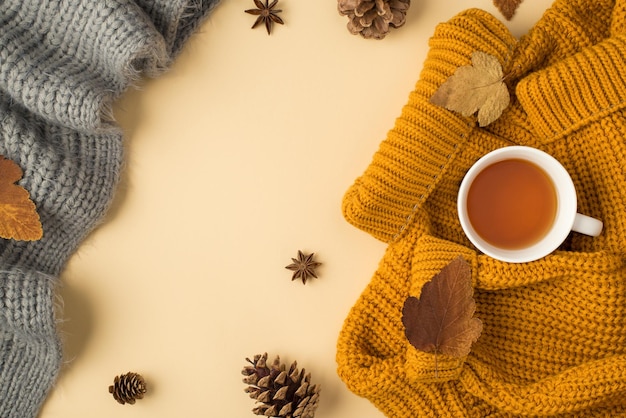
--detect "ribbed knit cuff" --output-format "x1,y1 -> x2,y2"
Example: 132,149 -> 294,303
342,9 -> 517,243
134,0 -> 221,57
0,271 -> 61,418
405,348 -> 465,383
0,0 -> 221,133
517,36 -> 626,141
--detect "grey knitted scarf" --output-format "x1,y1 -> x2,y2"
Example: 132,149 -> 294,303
0,1 -> 220,416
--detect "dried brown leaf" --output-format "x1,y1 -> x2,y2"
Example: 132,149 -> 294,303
402,256 -> 482,357
430,51 -> 510,127
0,155 -> 43,241
493,0 -> 524,20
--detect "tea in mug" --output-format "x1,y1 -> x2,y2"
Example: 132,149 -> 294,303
466,159 -> 557,249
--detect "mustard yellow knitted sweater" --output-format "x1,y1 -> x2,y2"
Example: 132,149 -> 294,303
337,1 -> 626,416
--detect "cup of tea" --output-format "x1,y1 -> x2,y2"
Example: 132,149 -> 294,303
457,146 -> 603,263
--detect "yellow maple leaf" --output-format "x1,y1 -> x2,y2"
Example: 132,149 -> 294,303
430,51 -> 510,127
0,155 -> 43,241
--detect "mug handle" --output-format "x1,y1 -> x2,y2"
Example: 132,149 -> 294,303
572,213 -> 603,237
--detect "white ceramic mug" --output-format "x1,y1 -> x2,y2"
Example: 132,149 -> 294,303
457,146 -> 603,263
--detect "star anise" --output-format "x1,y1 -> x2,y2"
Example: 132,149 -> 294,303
285,251 -> 322,284
245,0 -> 284,35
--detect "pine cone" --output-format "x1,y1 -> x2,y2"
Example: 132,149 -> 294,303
108,372 -> 146,405
242,353 -> 321,418
337,0 -> 411,40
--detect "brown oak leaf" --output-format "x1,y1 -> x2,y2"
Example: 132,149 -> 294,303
430,51 -> 510,127
0,155 -> 43,241
493,0 -> 524,20
401,256 -> 482,358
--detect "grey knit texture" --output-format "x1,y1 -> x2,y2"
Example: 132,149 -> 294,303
0,1 -> 220,416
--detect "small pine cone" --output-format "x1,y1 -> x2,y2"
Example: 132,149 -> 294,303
109,372 -> 146,405
337,0 -> 411,40
242,353 -> 321,418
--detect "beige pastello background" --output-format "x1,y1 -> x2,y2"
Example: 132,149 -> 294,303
40,1 -> 552,417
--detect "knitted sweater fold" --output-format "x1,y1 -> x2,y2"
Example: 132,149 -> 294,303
0,1 -> 220,417
338,1 -> 626,416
